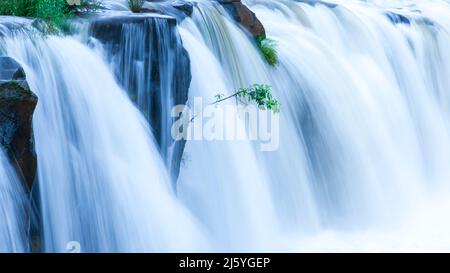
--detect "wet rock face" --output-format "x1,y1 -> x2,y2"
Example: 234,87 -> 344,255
0,57 -> 38,190
218,0 -> 266,38
171,0 -> 194,16
90,15 -> 177,44
90,15 -> 191,183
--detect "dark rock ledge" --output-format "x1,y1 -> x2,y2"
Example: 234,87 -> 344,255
217,0 -> 266,38
90,14 -> 190,183
0,56 -> 38,190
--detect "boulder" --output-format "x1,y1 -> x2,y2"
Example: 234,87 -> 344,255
0,57 -> 38,190
90,15 -> 177,43
90,15 -> 190,184
218,0 -> 265,38
171,0 -> 194,16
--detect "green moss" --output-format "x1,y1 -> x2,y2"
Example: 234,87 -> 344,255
13,69 -> 26,80
255,34 -> 278,66
255,34 -> 266,44
0,81 -> 31,97
0,0 -> 71,33
0,0 -> 101,33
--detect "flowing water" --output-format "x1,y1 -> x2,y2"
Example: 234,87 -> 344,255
1,0 -> 450,252
177,0 -> 450,250
89,14 -> 191,179
0,150 -> 28,252
177,24 -> 280,251
1,27 -> 208,252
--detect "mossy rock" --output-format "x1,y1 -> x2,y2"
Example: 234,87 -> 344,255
0,78 -> 38,190
0,81 -> 33,98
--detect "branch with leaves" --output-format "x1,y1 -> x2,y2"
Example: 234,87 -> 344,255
189,84 -> 280,122
214,83 -> 280,113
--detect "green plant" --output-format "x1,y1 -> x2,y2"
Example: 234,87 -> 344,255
190,84 -> 280,122
128,0 -> 145,13
0,0 -> 21,15
214,84 -> 280,113
37,0 -> 72,31
0,0 -> 70,32
0,0 -> 101,33
255,35 -> 278,66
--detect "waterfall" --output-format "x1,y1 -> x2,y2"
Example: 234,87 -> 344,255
177,22 -> 281,251
102,0 -> 130,11
89,15 -> 191,180
1,0 -> 450,252
1,27 -> 208,252
248,0 -> 450,249
0,149 -> 28,252
181,1 -> 322,235
177,0 -> 450,250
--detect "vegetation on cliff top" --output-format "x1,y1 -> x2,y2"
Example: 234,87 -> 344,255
0,0 -> 101,33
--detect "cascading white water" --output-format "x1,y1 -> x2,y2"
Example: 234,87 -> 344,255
0,149 -> 28,252
249,0 -> 450,250
1,27 -> 208,252
1,0 -> 450,252
177,0 -> 450,250
181,2 -> 322,236
102,0 -> 130,11
89,15 -> 191,179
177,23 -> 281,251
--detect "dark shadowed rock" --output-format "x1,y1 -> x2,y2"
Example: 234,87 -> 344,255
90,15 -> 177,43
218,0 -> 265,38
172,0 -> 194,16
141,8 -> 162,13
90,15 -> 190,184
0,57 -> 38,190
